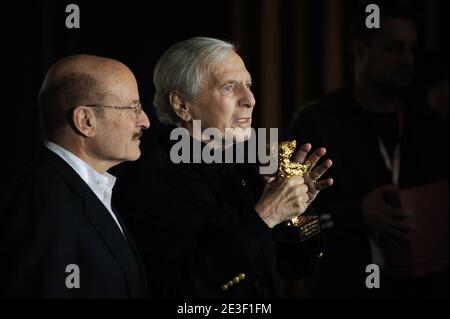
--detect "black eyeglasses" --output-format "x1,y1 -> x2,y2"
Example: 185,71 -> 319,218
85,101 -> 143,116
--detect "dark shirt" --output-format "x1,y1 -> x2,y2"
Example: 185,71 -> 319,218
370,112 -> 399,159
286,87 -> 448,298
114,126 -> 323,298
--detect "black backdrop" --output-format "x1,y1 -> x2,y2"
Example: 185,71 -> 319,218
2,0 -> 239,200
2,0 -> 448,202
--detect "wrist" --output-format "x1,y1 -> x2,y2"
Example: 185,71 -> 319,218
261,214 -> 277,229
254,203 -> 277,228
254,201 -> 271,219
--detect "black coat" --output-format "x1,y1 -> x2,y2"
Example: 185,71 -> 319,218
114,126 -> 322,298
0,147 -> 147,298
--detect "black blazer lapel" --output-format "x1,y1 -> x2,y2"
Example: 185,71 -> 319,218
112,205 -> 148,297
223,163 -> 261,210
39,147 -> 142,298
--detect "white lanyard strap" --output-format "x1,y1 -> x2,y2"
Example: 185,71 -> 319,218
377,137 -> 401,185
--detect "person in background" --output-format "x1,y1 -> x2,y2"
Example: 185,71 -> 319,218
287,0 -> 448,298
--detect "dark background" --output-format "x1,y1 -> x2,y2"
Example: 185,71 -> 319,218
2,0 -> 448,200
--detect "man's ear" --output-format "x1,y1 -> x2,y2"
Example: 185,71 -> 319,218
169,91 -> 192,122
71,106 -> 97,137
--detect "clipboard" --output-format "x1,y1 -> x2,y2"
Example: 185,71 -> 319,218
386,181 -> 449,277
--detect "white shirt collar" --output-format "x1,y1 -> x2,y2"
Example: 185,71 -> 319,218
44,141 -> 125,236
45,141 -> 116,191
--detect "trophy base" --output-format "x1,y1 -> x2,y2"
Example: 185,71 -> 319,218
282,216 -> 321,242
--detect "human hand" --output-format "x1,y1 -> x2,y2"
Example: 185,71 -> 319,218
293,143 -> 334,204
362,185 -> 415,241
255,176 -> 309,228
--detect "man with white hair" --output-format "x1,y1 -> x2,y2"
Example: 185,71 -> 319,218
115,37 -> 333,298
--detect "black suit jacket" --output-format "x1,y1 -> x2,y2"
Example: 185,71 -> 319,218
0,147 -> 147,298
114,126 -> 322,298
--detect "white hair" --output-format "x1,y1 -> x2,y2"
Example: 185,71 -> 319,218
153,37 -> 236,125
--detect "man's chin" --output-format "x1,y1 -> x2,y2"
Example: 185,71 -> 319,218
234,128 -> 253,143
126,149 -> 141,161
393,76 -> 412,87
377,80 -> 411,96
236,134 -> 251,143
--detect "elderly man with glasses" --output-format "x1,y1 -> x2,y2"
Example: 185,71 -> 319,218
0,54 -> 150,298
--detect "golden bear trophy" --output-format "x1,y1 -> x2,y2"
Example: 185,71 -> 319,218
277,140 -> 320,241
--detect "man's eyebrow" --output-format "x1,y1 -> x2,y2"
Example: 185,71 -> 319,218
218,78 -> 252,86
216,80 -> 236,87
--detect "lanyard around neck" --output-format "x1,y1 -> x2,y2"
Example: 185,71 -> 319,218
376,107 -> 403,186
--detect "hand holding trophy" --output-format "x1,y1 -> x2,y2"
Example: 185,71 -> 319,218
255,140 -> 333,237
277,140 -> 333,241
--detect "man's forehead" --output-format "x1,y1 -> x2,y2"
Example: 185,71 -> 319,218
102,78 -> 139,103
378,18 -> 417,41
209,63 -> 252,84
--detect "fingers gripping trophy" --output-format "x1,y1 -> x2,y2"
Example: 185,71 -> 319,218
277,141 -> 321,241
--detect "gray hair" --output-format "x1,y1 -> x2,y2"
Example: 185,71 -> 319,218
153,37 -> 236,125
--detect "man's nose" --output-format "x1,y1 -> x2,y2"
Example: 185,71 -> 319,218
138,110 -> 151,129
240,86 -> 256,108
400,46 -> 415,65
